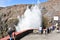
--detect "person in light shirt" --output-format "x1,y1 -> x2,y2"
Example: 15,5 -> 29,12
39,27 -> 43,34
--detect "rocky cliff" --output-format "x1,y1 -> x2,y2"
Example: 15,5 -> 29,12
0,4 -> 32,38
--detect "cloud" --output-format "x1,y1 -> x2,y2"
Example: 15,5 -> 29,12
0,0 -> 11,3
0,0 -> 12,7
0,0 -> 48,7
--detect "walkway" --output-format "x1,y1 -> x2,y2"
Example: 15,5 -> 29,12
21,31 -> 60,40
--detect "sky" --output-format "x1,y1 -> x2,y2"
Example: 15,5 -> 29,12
0,0 -> 48,7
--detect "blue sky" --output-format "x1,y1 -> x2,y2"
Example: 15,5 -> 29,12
0,0 -> 48,7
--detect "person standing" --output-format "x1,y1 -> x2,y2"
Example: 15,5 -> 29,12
39,27 -> 42,33
7,27 -> 14,40
47,28 -> 50,34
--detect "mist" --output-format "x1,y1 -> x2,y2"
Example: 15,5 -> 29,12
16,5 -> 42,32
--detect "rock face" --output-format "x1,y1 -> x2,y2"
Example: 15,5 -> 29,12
0,4 -> 32,38
41,0 -> 60,16
0,7 -> 4,10
0,0 -> 60,38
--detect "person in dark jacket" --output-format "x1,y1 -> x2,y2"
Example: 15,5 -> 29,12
47,28 -> 50,34
7,27 -> 15,40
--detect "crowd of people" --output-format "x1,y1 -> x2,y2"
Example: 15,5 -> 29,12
38,25 -> 60,34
